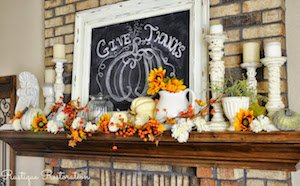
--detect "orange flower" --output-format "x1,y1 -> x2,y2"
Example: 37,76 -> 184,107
233,109 -> 254,131
11,111 -> 22,124
156,124 -> 166,133
67,129 -> 87,147
15,111 -> 22,118
195,99 -> 206,106
31,114 -> 48,132
97,113 -> 111,132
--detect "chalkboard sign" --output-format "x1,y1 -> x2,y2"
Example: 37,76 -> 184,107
90,10 -> 190,110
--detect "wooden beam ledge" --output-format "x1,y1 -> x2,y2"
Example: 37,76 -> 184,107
1,131 -> 300,171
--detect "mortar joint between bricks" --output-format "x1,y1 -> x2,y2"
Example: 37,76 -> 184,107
216,7 -> 285,19
243,169 -> 247,186
240,1 -> 242,14
261,20 -> 286,27
213,168 -> 217,179
224,22 -> 284,31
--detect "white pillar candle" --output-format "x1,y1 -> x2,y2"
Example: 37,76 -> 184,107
210,24 -> 223,35
243,42 -> 260,63
264,42 -> 282,57
45,69 -> 56,83
53,44 -> 65,59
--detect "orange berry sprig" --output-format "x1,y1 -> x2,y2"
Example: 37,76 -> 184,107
61,100 -> 85,130
97,113 -> 111,134
115,123 -> 137,138
105,116 -> 165,142
48,98 -> 86,131
136,119 -> 165,142
164,99 -> 210,122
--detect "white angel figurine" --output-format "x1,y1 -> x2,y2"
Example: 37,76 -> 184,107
15,72 -> 40,114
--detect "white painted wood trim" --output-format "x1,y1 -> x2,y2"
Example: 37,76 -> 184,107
72,0 -> 209,107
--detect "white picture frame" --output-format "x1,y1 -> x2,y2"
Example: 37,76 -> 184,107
72,0 -> 209,107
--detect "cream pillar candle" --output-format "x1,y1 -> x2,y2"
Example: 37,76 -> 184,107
53,44 -> 66,59
210,24 -> 223,35
45,69 -> 56,83
243,42 -> 260,63
265,42 -> 282,57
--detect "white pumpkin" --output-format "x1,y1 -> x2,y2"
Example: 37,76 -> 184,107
21,107 -> 43,130
131,97 -> 156,118
130,97 -> 154,112
131,98 -> 156,118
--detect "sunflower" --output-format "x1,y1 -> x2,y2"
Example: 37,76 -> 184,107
32,114 -> 48,132
147,79 -> 166,95
148,67 -> 166,82
233,109 -> 254,131
163,78 -> 186,93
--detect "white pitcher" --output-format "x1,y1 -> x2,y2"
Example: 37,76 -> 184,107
155,89 -> 195,130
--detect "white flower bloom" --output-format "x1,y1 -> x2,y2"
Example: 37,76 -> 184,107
250,119 -> 262,133
112,112 -> 128,123
108,116 -> 120,132
47,120 -> 60,134
72,117 -> 82,129
12,119 -> 22,131
56,112 -> 67,121
135,114 -> 149,126
193,117 -> 210,132
129,115 -> 136,124
171,124 -> 190,143
250,115 -> 272,133
85,121 -> 99,133
177,118 -> 194,132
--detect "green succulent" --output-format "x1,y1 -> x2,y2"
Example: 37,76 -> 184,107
208,75 -> 267,104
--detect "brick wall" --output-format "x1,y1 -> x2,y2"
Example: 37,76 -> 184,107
44,158 -> 291,186
210,0 -> 288,106
44,0 -> 124,102
44,0 -> 288,106
43,0 -> 290,185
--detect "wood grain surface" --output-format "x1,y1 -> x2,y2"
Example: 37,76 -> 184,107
1,131 -> 300,171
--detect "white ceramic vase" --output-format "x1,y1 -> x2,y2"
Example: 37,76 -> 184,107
155,89 -> 195,130
41,83 -> 55,115
222,97 -> 250,131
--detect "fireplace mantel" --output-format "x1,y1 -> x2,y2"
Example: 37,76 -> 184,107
1,131 -> 300,171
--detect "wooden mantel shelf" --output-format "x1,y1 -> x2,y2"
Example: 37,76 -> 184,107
1,131 -> 300,171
